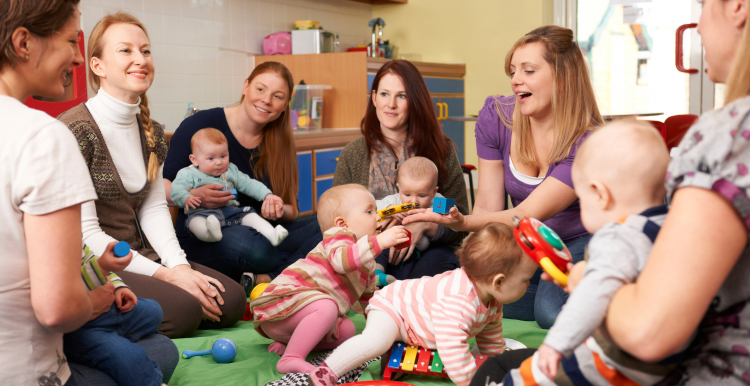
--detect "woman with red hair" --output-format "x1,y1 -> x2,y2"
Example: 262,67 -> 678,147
333,60 -> 469,280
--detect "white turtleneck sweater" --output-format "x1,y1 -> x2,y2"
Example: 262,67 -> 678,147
81,88 -> 189,276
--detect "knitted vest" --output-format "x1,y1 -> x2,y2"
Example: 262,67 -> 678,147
58,103 -> 169,261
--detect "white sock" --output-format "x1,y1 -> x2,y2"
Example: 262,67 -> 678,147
188,215 -> 223,242
325,309 -> 401,376
241,213 -> 289,246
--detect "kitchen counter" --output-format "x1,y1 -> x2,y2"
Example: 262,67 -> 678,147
293,127 -> 362,151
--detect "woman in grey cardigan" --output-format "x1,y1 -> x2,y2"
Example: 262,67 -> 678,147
333,60 -> 469,280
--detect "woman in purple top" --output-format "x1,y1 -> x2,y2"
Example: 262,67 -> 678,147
406,25 -> 603,328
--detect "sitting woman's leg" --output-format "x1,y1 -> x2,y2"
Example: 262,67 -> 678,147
190,262 -> 246,330
534,233 -> 592,329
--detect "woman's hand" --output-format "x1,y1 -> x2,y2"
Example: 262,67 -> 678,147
189,184 -> 233,209
154,265 -> 226,322
261,194 -> 284,221
389,221 -> 437,265
402,206 -> 466,231
88,280 -> 115,320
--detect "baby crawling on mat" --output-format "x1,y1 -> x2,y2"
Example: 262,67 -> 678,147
249,184 -> 409,375
308,222 -> 538,386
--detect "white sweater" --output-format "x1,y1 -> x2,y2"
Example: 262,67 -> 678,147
81,88 -> 189,276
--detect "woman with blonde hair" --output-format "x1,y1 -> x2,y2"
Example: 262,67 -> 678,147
406,25 -> 602,328
58,12 -> 246,339
163,62 -> 323,290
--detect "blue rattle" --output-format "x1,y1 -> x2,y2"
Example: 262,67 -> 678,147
113,241 -> 130,258
181,338 -> 237,363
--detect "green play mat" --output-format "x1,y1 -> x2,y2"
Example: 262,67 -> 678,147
168,311 -> 547,386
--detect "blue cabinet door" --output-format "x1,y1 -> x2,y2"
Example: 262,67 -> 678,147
315,149 -> 342,176
297,152 -> 313,214
441,97 -> 465,164
315,177 -> 334,209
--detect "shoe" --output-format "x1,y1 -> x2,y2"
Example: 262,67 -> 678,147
308,364 -> 338,386
241,272 -> 256,298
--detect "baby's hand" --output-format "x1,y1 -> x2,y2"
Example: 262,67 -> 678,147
537,344 -> 562,380
114,287 -> 138,313
376,226 -> 410,250
264,194 -> 284,204
97,241 -> 132,273
184,195 -> 202,210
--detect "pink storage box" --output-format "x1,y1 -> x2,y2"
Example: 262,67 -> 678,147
263,32 -> 292,55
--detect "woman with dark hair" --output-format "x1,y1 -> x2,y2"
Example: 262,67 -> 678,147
333,60 -> 469,280
163,61 -> 323,289
0,1 -> 176,384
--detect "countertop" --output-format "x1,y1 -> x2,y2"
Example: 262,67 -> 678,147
293,127 -> 362,151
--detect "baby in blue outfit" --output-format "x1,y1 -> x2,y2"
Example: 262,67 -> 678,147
170,128 -> 288,245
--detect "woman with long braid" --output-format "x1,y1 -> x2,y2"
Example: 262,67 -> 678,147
58,12 -> 245,339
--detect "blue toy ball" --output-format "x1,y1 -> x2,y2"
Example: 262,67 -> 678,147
181,338 -> 237,363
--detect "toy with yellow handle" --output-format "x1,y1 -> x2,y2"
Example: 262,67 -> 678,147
250,283 -> 270,301
377,202 -> 419,221
512,216 -> 572,286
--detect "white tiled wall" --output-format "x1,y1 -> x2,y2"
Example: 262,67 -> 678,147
78,0 -> 373,132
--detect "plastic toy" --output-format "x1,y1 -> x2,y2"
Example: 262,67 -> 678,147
381,342 -> 488,381
113,241 -> 130,258
394,230 -> 411,250
250,283 -> 270,301
378,203 -> 419,220
221,188 -> 237,197
512,216 -> 572,286
432,197 -> 454,214
181,338 -> 237,363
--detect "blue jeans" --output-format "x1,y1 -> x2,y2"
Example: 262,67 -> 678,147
374,244 -> 460,280
181,216 -> 323,282
66,333 -> 178,386
501,233 -> 592,329
63,299 -> 166,386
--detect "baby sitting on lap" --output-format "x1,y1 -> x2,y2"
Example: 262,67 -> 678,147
170,128 -> 287,245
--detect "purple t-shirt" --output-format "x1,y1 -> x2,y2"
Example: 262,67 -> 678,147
475,95 -> 588,241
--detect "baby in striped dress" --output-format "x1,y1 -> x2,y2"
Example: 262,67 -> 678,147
308,222 -> 539,386
249,184 -> 409,375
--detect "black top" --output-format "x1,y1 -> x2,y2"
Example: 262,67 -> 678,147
164,107 -> 272,238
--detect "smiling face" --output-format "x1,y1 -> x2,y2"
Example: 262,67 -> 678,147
372,73 -> 409,134
342,190 -> 381,240
91,23 -> 153,104
190,140 -> 230,177
26,6 -> 83,99
697,0 -> 745,83
241,72 -> 289,126
509,42 -> 555,120
397,174 -> 439,210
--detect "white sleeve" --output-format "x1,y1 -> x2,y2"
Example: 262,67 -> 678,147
375,194 -> 401,210
81,200 -> 163,276
137,165 -> 190,269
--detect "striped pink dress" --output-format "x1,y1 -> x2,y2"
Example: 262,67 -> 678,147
250,227 -> 381,339
368,268 -> 506,386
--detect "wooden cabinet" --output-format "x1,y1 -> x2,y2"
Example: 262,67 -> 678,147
296,146 -> 344,216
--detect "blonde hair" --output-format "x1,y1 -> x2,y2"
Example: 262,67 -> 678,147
398,156 -> 438,186
457,223 -> 524,284
87,12 -> 159,181
241,62 -> 299,217
316,184 -> 371,231
191,128 -> 227,152
725,9 -> 750,103
500,25 -> 603,167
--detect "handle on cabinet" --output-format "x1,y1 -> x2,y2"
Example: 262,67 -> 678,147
676,23 -> 698,74
441,103 -> 449,119
437,103 -> 444,120
335,158 -> 339,161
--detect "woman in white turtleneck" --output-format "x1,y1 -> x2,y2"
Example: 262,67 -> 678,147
58,12 -> 245,338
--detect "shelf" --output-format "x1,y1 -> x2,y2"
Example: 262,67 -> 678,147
347,0 -> 407,4
366,57 -> 465,78
293,128 -> 362,152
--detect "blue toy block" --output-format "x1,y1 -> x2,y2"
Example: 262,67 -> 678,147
222,188 -> 237,197
113,241 -> 130,258
432,197 -> 454,214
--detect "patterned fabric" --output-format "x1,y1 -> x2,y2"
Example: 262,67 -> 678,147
367,268 -> 505,386
264,351 -> 379,386
250,228 -> 381,340
658,95 -> 750,385
81,244 -> 126,290
58,104 -> 168,261
367,137 -> 412,199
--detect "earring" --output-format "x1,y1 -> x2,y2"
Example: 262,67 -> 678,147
24,54 -> 29,60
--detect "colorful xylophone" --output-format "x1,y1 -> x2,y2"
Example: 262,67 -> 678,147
381,342 -> 488,381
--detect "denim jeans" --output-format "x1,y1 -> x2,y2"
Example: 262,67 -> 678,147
63,299 -> 166,386
374,244 -> 461,280
181,216 -> 323,282
501,233 -> 592,329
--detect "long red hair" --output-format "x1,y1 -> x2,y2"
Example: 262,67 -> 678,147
362,60 -> 454,190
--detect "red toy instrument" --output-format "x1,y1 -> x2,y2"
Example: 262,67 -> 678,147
512,216 -> 572,286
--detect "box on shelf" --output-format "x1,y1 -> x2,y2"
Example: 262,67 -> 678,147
290,85 -> 332,131
295,20 -> 320,30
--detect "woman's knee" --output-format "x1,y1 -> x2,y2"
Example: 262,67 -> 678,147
534,280 -> 568,329
193,263 -> 246,330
